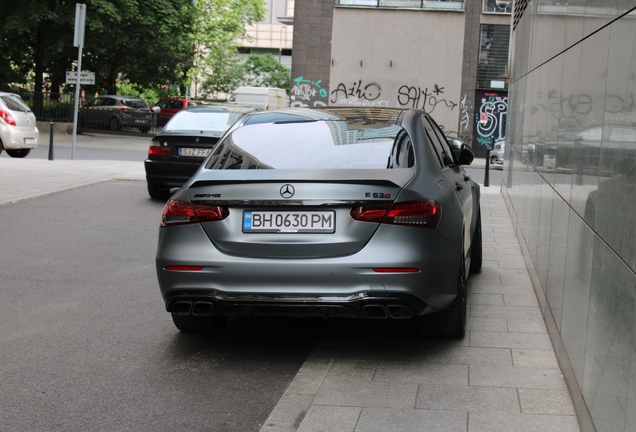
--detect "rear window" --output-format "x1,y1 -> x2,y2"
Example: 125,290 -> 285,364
164,109 -> 247,133
1,94 -> 31,112
206,120 -> 404,170
122,98 -> 148,109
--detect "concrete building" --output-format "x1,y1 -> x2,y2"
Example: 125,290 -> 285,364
289,0 -> 512,156
239,0 -> 295,69
505,2 -> 636,430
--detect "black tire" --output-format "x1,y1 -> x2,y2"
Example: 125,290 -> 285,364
147,182 -> 171,200
171,314 -> 227,334
109,117 -> 121,131
139,126 -> 150,133
469,210 -> 482,274
415,258 -> 466,338
438,260 -> 467,338
6,149 -> 31,158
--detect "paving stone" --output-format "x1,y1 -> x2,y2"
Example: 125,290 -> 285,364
326,359 -> 376,382
512,349 -> 559,369
519,389 -> 576,415
467,293 -> 504,306
373,362 -> 468,386
470,304 -> 541,319
468,411 -> 579,431
470,366 -> 567,389
354,407 -> 467,432
504,293 -> 540,307
466,316 -> 508,332
313,380 -> 418,409
416,384 -> 520,412
296,406 -> 361,432
470,331 -> 553,350
507,317 -> 548,334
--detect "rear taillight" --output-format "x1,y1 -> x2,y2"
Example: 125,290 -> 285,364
0,109 -> 16,126
161,199 -> 228,227
148,140 -> 172,156
118,105 -> 130,115
350,199 -> 441,229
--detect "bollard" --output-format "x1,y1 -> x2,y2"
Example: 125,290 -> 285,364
48,122 -> 54,161
484,149 -> 490,187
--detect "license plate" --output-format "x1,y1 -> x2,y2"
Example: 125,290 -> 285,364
179,147 -> 212,157
24,138 -> 35,146
243,211 -> 335,233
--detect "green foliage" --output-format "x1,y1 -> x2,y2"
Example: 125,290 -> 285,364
237,53 -> 290,93
190,0 -> 266,97
0,0 -> 267,99
117,83 -> 163,106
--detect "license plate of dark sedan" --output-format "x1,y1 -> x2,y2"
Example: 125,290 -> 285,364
243,211 -> 335,233
179,147 -> 212,157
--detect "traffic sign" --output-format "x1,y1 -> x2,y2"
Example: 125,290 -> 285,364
66,71 -> 95,85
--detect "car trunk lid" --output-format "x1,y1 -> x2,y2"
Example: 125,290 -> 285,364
187,168 -> 414,258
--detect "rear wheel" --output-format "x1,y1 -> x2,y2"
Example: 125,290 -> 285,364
415,258 -> 467,338
171,314 -> 228,334
469,211 -> 482,274
147,182 -> 171,200
6,149 -> 31,158
109,117 -> 121,131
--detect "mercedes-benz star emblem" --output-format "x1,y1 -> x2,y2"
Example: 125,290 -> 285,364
280,184 -> 295,199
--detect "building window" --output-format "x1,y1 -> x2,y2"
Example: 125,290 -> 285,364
336,0 -> 465,10
477,24 -> 510,90
482,0 -> 512,13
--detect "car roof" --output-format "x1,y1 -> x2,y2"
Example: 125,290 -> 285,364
179,105 -> 258,114
242,106 -> 409,126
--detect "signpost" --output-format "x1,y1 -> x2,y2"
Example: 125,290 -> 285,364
71,3 -> 87,160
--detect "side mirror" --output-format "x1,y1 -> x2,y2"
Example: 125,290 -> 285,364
151,106 -> 161,113
458,144 -> 475,166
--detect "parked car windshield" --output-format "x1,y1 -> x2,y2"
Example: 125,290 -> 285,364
1,94 -> 32,112
164,109 -> 244,133
206,120 -> 403,170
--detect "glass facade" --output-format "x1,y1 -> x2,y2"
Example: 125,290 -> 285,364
505,3 -> 636,430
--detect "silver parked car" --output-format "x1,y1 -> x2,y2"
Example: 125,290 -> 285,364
155,107 -> 482,338
0,92 -> 39,158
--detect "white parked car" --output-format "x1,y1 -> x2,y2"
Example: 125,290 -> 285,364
0,92 -> 39,158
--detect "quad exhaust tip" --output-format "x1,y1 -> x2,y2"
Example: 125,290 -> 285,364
362,304 -> 414,320
171,301 -> 213,316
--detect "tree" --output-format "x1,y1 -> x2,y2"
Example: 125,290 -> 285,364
190,0 -> 266,98
237,53 -> 290,93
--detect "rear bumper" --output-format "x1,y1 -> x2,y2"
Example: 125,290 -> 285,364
164,290 -> 429,320
145,158 -> 202,188
156,223 -> 462,319
0,125 -> 39,150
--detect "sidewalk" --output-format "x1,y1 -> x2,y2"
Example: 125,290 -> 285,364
260,186 -> 580,432
0,154 -> 578,431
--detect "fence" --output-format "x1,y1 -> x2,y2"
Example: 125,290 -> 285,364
6,91 -> 162,136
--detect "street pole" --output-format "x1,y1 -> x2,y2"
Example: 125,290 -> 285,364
71,4 -> 87,160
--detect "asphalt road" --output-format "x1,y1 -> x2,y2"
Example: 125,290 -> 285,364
0,181 -> 321,431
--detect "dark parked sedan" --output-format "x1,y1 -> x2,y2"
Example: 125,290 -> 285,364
79,95 -> 153,133
155,107 -> 482,338
144,105 -> 256,199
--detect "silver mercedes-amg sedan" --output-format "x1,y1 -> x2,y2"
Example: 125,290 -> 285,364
155,107 -> 482,338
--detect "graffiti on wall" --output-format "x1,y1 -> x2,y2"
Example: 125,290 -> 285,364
290,76 -> 329,107
474,91 -> 507,151
330,80 -> 383,104
396,84 -> 458,114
